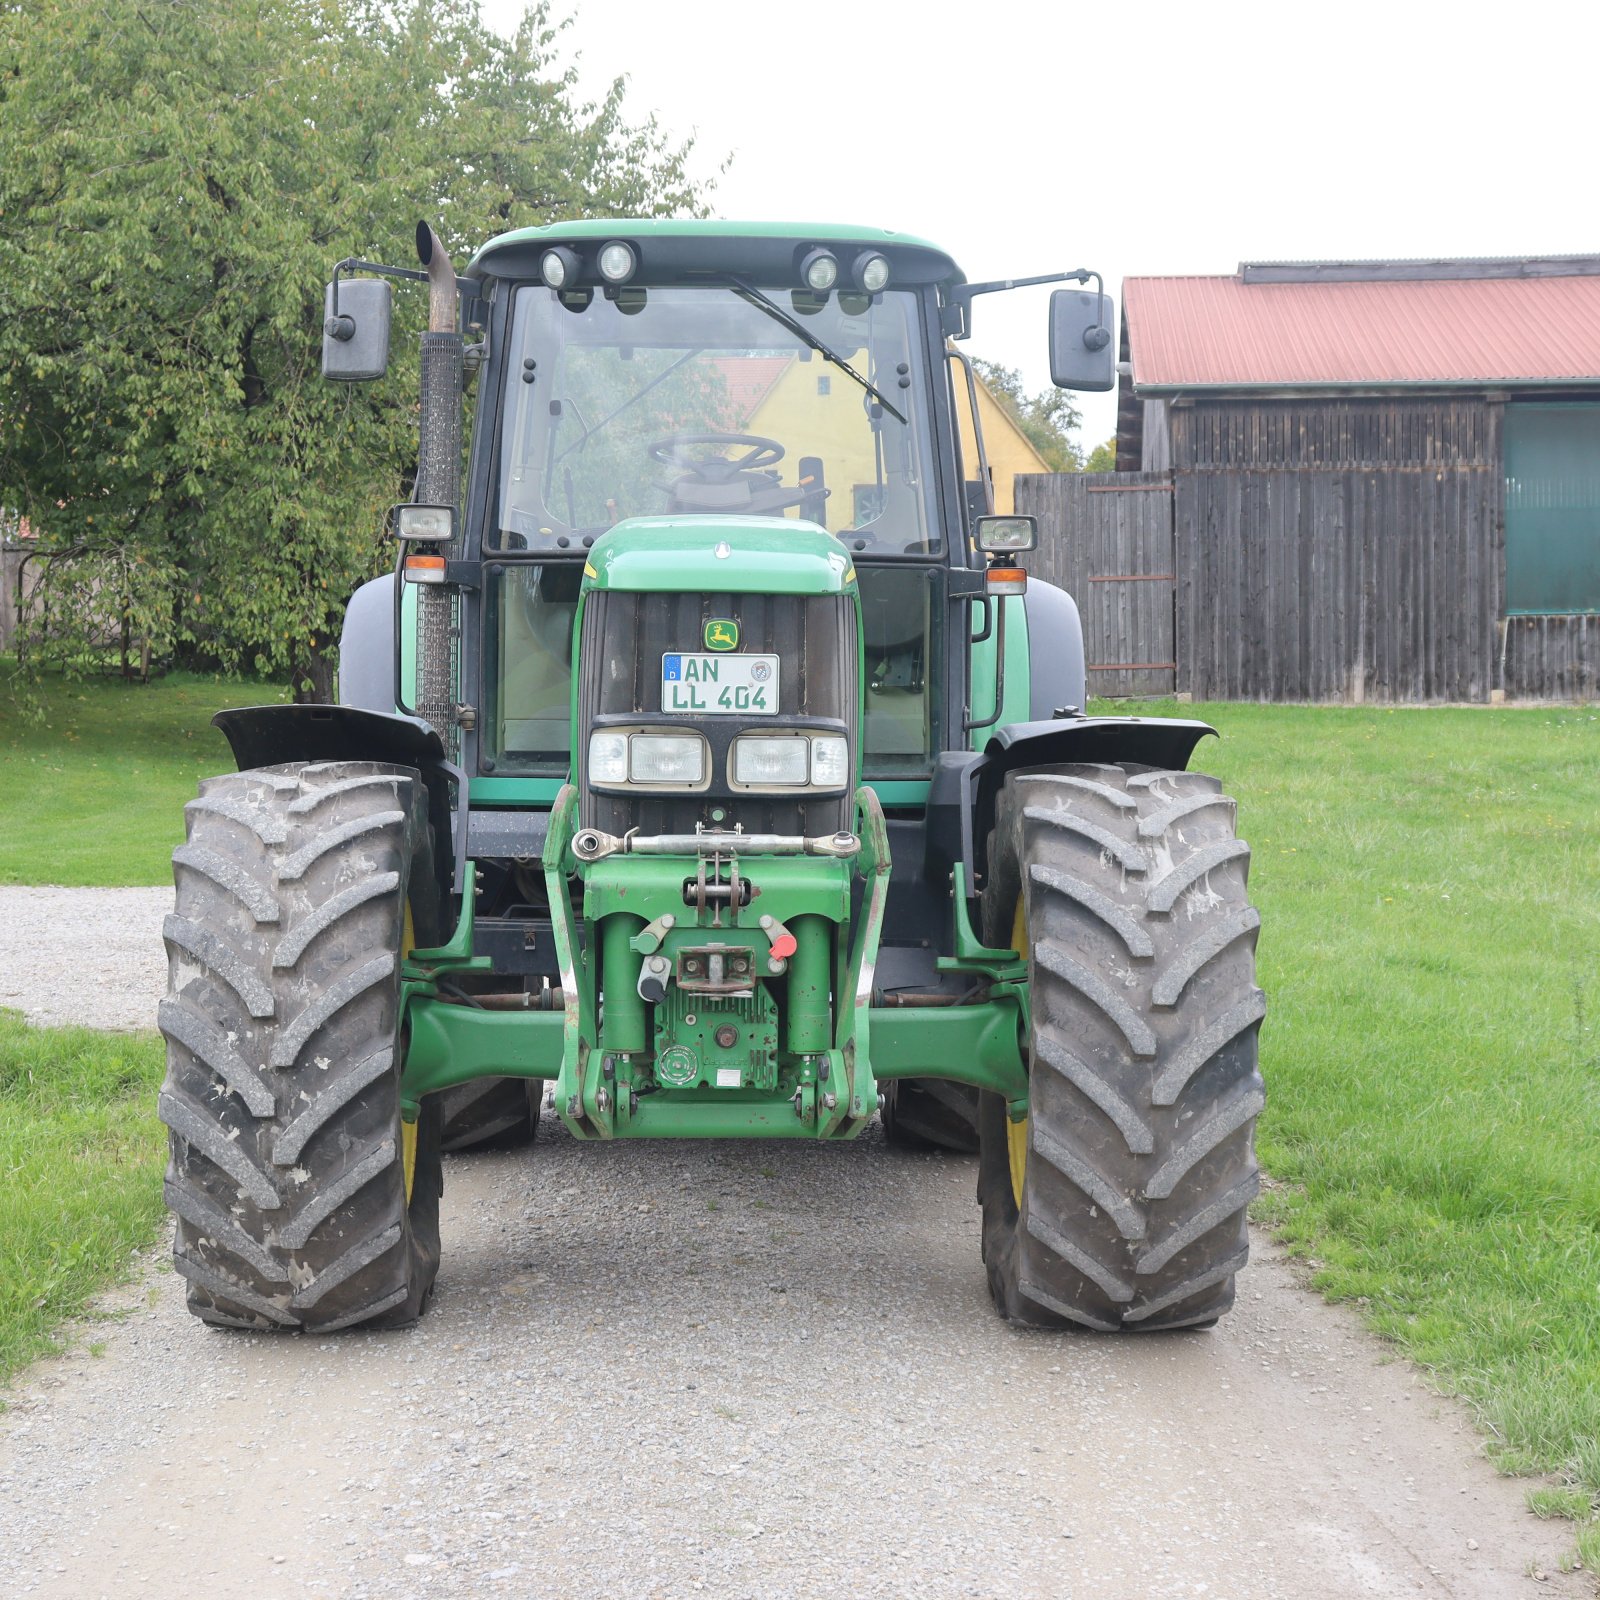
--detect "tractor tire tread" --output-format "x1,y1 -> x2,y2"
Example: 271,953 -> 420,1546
437,1077 -> 541,1152
879,1077 -> 981,1154
977,761 -> 1265,1333
159,760 -> 442,1334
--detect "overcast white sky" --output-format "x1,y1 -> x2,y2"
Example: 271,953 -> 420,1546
482,0 -> 1591,446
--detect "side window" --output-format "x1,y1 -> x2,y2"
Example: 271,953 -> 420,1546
485,563 -> 581,773
947,349 -> 990,529
857,566 -> 936,776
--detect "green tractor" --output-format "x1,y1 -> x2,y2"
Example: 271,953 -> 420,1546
158,220 -> 1265,1336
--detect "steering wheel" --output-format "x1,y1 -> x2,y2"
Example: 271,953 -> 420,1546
648,432 -> 785,481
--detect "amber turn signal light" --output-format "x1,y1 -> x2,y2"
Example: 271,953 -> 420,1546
403,553 -> 448,585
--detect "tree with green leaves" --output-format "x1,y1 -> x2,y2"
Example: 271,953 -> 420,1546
1084,437 -> 1118,472
971,358 -> 1089,473
0,0 -> 707,698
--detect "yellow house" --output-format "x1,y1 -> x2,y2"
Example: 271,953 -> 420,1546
952,361 -> 1052,514
726,352 -> 1049,522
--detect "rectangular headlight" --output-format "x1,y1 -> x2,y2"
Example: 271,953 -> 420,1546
809,736 -> 849,787
630,733 -> 705,784
588,731 -> 628,784
974,513 -> 1037,553
733,735 -> 809,787
393,503 -> 455,543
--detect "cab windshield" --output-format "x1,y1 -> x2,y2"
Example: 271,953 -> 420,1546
494,284 -> 939,554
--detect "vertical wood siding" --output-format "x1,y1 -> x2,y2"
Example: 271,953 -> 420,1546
1025,396 -> 1598,702
1015,472 -> 1176,696
1170,397 -> 1505,701
1502,615 -> 1600,699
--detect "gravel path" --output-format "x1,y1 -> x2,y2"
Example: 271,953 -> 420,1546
0,886 -> 171,1031
0,887 -> 1585,1598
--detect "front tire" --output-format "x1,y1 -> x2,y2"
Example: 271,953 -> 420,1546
159,761 -> 444,1332
438,1077 -> 542,1153
880,1078 -> 980,1153
978,764 -> 1265,1331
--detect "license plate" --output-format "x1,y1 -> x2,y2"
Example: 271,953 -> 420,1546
661,653 -> 779,716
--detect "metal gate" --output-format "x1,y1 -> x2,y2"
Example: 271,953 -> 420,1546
1015,472 -> 1176,697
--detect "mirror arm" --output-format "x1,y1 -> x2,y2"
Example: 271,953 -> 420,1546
947,268 -> 1095,340
328,257 -> 481,338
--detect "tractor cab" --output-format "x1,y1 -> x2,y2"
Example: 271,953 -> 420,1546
474,232 -> 951,799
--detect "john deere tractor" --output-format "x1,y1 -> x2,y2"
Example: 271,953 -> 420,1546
158,220 -> 1264,1336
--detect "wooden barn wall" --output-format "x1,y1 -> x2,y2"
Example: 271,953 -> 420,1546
1170,397 -> 1504,702
1016,472 -> 1176,696
1501,615 -> 1600,700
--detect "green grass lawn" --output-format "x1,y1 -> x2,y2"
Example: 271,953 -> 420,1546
1159,699 -> 1600,1558
2,677 -> 1598,1557
0,660 -> 286,886
0,1012 -> 166,1385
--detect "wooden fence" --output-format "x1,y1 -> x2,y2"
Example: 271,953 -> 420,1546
1016,472 -> 1175,696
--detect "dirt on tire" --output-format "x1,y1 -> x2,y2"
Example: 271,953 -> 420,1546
979,763 -> 1264,1331
160,761 -> 443,1332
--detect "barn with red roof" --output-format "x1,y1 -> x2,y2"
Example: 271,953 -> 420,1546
1110,257 -> 1600,701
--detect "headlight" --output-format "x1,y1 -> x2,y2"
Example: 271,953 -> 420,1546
729,734 -> 848,789
628,733 -> 704,784
391,503 -> 454,543
974,513 -> 1038,554
588,730 -> 707,785
809,736 -> 849,787
733,736 -> 810,787
588,731 -> 628,784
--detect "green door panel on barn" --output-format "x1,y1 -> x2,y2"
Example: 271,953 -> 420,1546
1504,403 -> 1600,615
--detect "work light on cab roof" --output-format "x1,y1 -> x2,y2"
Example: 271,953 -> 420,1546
597,240 -> 637,284
800,247 -> 839,292
854,250 -> 891,293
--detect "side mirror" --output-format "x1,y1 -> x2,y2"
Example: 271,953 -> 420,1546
975,514 -> 1037,554
322,277 -> 392,381
1048,287 -> 1115,392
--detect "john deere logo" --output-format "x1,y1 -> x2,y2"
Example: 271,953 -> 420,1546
705,619 -> 739,651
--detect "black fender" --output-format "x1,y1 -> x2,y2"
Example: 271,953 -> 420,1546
337,573 -> 396,714
1022,579 -> 1087,719
926,714 -> 1217,899
210,704 -> 464,916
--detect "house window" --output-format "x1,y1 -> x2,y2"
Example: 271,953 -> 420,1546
816,375 -> 831,396
1505,403 -> 1600,614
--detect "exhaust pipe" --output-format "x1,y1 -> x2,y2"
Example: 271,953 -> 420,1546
416,222 -> 458,334
411,222 -> 463,754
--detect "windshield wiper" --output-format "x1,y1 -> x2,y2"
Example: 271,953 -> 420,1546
726,275 -> 906,424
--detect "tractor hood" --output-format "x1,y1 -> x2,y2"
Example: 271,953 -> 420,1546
582,518 -> 857,597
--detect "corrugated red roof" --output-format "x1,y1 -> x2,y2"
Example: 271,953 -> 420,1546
1124,272 -> 1600,390
704,354 -> 795,425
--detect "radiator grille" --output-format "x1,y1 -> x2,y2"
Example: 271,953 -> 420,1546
578,589 -> 857,837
